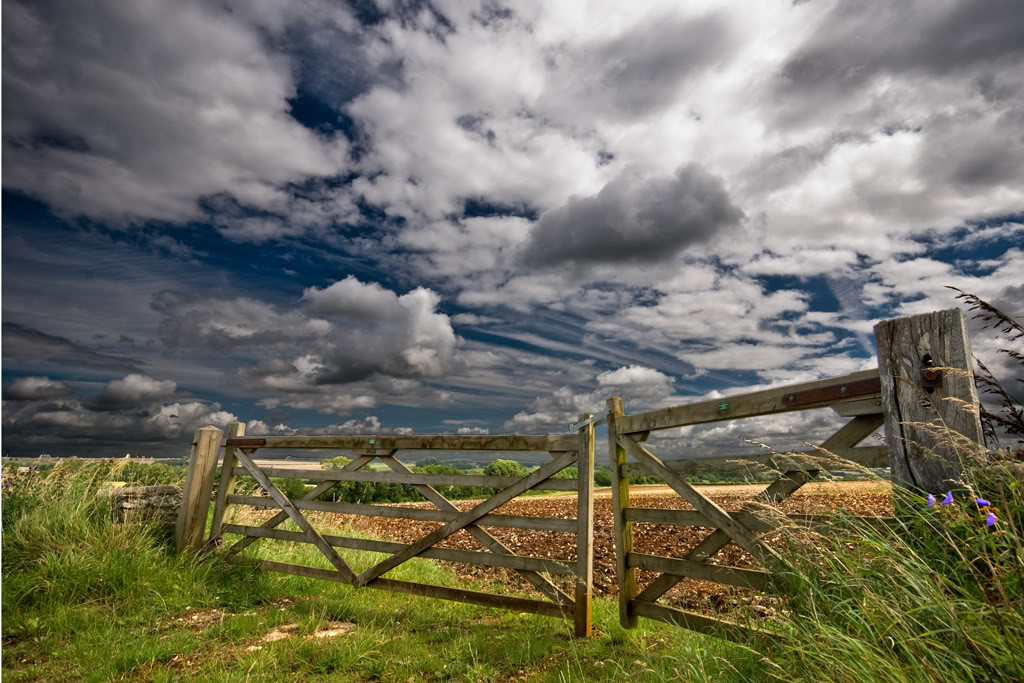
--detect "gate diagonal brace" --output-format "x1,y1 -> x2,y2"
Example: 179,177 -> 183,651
617,435 -> 776,564
354,451 -> 578,588
224,454 -> 375,556
233,448 -> 357,584
379,454 -> 574,607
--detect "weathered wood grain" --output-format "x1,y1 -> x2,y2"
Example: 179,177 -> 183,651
630,601 -> 781,643
229,467 -> 577,491
209,421 -> 245,543
874,308 -> 985,493
225,434 -> 577,452
617,369 -> 881,434
606,396 -> 638,628
575,413 -> 595,638
627,553 -> 771,591
175,425 -> 223,552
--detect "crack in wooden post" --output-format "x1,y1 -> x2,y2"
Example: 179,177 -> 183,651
354,451 -> 577,588
232,449 -> 356,584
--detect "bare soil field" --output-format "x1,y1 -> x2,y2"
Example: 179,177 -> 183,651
236,481 -> 892,614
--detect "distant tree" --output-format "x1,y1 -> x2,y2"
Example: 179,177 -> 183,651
418,456 -> 441,467
483,459 -> 528,479
321,456 -> 352,470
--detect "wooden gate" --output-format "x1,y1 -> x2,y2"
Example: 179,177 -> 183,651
607,369 -> 895,641
187,417 -> 596,636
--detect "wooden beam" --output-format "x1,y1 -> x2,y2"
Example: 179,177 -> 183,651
575,413 -> 595,638
223,555 -> 569,619
224,434 -> 577,452
624,446 -> 889,476
226,495 -> 578,532
623,508 -> 897,530
209,421 -> 245,544
630,600 -> 781,643
222,524 -> 576,575
874,308 -> 985,493
175,425 -> 223,552
354,451 -> 577,587
378,454 -> 575,608
233,448 -> 356,583
607,396 -> 638,629
627,553 -> 771,591
230,467 -> 577,491
618,435 -> 774,564
832,397 -> 883,417
617,369 -> 881,434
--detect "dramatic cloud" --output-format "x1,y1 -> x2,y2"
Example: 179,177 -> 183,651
3,376 -> 72,401
2,0 -> 348,227
2,323 -> 141,374
519,164 -> 743,267
91,374 -> 177,409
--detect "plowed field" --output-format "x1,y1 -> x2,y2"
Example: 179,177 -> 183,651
238,481 -> 892,614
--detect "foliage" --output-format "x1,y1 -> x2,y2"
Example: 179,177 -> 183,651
483,458 -> 528,478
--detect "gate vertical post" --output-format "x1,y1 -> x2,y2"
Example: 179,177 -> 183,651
607,396 -> 638,628
574,413 -> 595,638
175,425 -> 223,552
874,308 -> 985,495
210,421 -> 245,543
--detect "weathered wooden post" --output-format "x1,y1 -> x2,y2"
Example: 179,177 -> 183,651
175,425 -> 223,552
874,308 -> 985,494
607,396 -> 638,628
574,412 -> 595,638
209,421 -> 245,543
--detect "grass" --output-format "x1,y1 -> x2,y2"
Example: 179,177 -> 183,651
2,462 -> 758,682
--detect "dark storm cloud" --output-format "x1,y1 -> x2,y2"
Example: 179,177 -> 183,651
778,0 -> 1024,99
2,376 -> 72,401
2,323 -> 141,373
519,164 -> 743,267
547,11 -> 735,120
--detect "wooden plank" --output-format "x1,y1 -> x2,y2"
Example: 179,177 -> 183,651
230,467 -> 577,491
821,414 -> 885,451
224,455 -> 373,556
378,455 -> 575,608
222,555 -> 568,618
225,434 -> 577,452
618,435 -> 774,564
575,413 -> 595,638
209,421 -> 245,544
874,308 -> 985,493
607,396 -> 638,629
623,508 -> 896,530
226,495 -> 578,532
354,451 -> 578,587
832,397 -> 884,417
222,524 -> 576,574
780,376 -> 881,409
630,600 -> 780,642
175,426 -> 223,552
626,445 -> 889,476
627,553 -> 771,591
617,369 -> 881,434
233,449 -> 356,583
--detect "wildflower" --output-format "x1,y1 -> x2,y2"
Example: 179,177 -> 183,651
941,491 -> 953,505
986,512 -> 997,527
975,497 -> 990,507
927,493 -> 936,507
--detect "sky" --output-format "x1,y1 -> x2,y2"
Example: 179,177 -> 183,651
2,0 -> 1022,460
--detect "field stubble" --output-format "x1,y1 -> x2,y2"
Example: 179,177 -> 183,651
235,480 -> 892,615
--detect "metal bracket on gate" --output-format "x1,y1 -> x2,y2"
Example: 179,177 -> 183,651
569,413 -> 608,432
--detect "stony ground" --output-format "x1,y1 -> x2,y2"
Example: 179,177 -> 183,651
235,481 -> 893,614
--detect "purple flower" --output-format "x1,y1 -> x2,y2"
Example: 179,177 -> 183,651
927,494 -> 936,507
975,497 -> 990,507
941,491 -> 953,505
986,512 -> 997,527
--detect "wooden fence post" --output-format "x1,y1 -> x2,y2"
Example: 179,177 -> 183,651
607,396 -> 638,628
175,425 -> 223,552
575,413 -> 595,638
874,308 -> 985,494
209,421 -> 245,543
